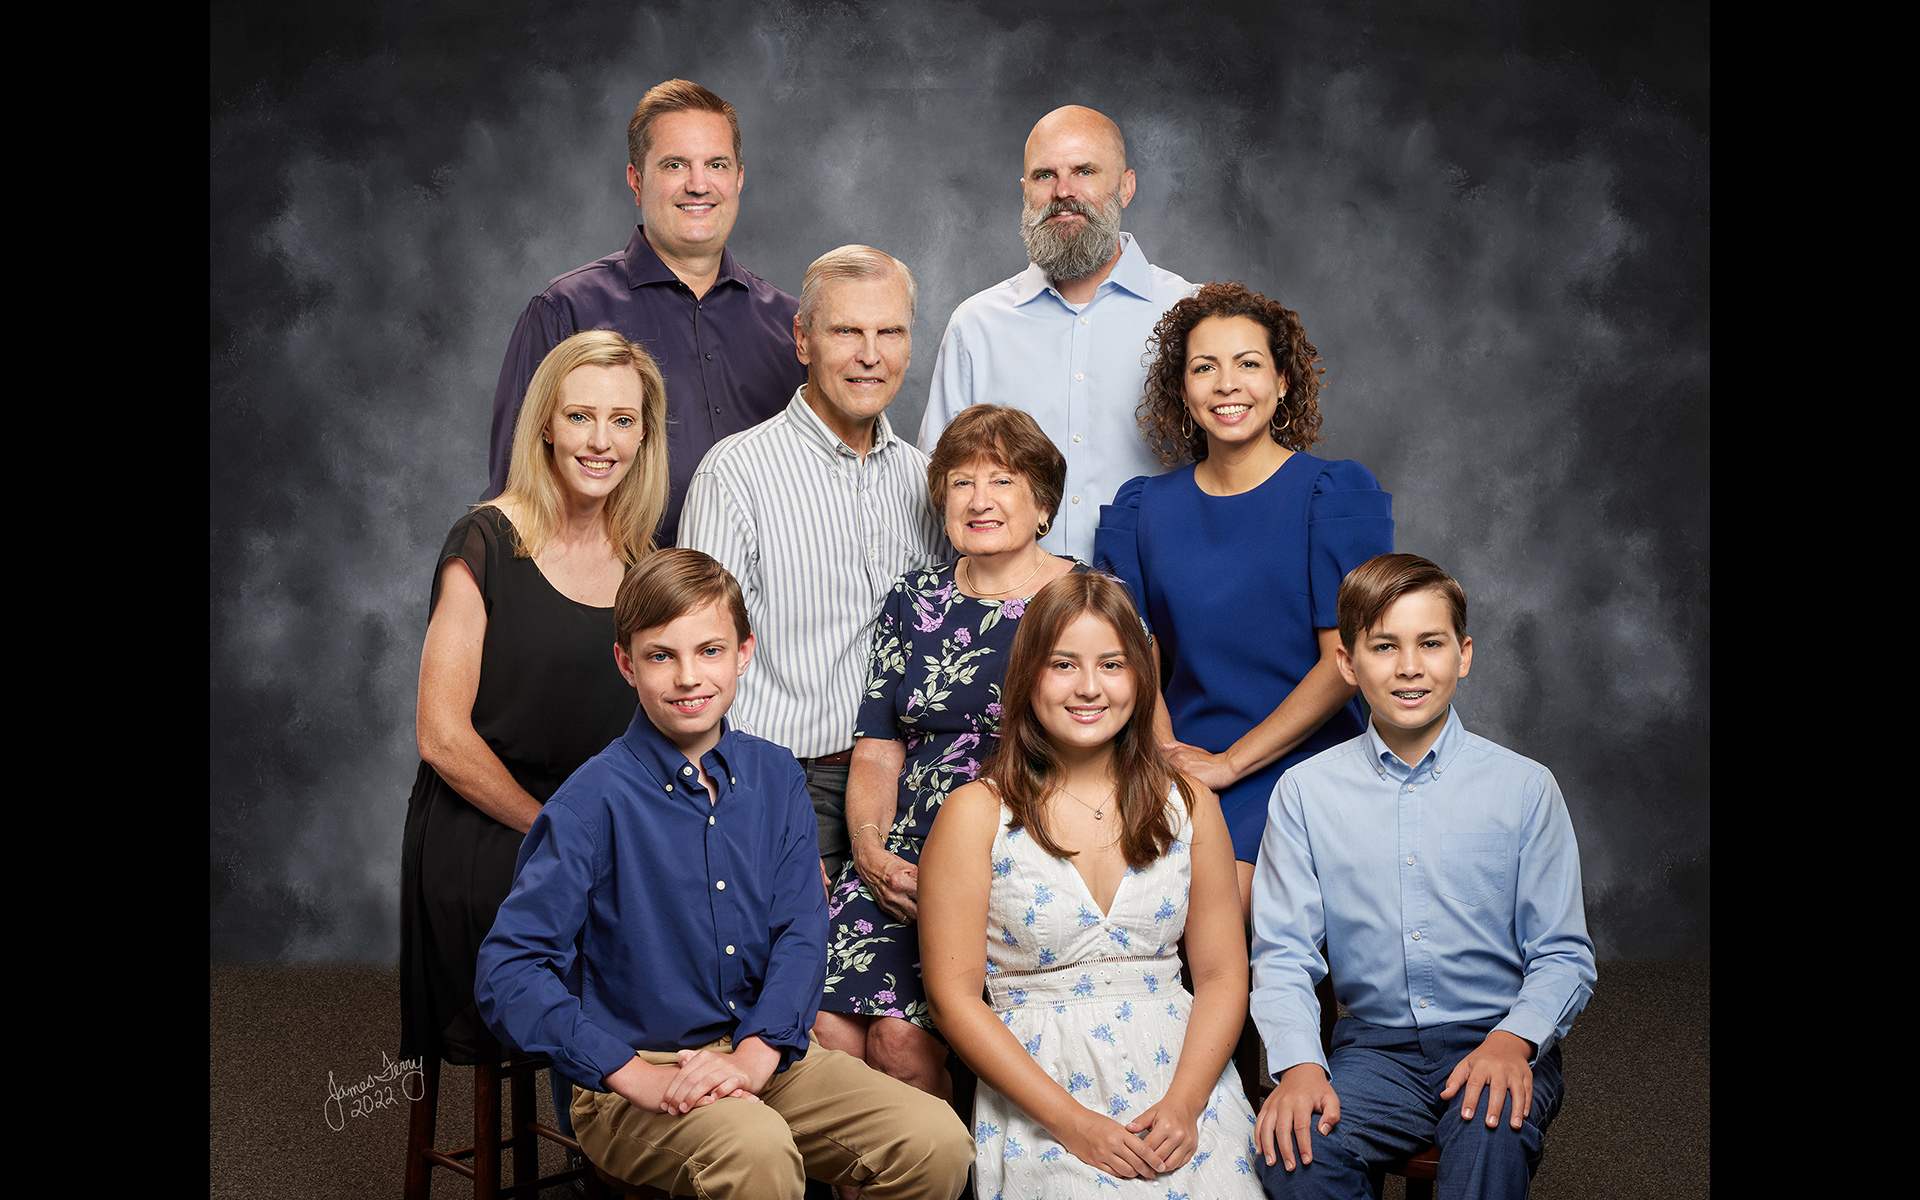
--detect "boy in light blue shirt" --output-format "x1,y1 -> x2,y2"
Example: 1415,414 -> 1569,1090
1250,553 -> 1595,1199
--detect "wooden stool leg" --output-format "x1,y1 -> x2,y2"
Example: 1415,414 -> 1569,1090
475,1062 -> 502,1200
403,1058 -> 441,1200
510,1062 -> 539,1187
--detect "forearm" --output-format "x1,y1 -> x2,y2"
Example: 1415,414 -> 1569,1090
420,723 -> 544,833
1222,653 -> 1355,781
845,740 -> 906,863
1161,970 -> 1247,1110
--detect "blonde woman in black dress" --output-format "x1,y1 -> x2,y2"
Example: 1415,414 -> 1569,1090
399,330 -> 668,1087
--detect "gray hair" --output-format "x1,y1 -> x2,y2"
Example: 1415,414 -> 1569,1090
797,245 -> 917,332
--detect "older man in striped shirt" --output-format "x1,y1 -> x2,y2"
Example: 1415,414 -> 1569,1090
680,245 -> 949,884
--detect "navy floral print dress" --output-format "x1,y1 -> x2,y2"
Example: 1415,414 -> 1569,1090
821,558 -> 1083,1029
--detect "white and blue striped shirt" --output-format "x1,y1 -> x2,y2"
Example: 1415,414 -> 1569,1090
680,389 -> 949,758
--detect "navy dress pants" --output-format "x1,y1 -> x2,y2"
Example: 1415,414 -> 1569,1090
1260,1017 -> 1564,1200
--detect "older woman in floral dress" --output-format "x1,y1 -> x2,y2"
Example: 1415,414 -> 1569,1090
813,405 -> 1080,1101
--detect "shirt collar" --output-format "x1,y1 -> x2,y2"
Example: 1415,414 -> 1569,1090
781,386 -> 901,460
1011,231 -> 1151,308
1364,705 -> 1467,780
619,705 -> 742,802
624,226 -> 747,291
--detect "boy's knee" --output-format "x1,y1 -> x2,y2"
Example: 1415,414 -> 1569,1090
864,1087 -> 971,1196
1257,1126 -> 1372,1200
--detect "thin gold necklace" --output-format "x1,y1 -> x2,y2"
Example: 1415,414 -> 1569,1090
963,550 -> 1047,598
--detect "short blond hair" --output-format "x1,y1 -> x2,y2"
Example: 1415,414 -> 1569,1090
797,245 -> 916,332
498,330 -> 669,566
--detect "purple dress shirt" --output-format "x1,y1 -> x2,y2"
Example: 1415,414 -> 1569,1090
486,227 -> 807,539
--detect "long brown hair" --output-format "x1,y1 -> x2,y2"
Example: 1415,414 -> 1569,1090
985,573 -> 1192,867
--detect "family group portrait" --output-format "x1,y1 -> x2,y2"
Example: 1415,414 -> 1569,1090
210,1 -> 1710,1196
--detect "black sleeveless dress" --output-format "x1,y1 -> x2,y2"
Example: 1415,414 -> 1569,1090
398,506 -> 635,1064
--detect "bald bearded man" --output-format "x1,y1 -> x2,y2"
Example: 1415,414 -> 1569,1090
918,105 -> 1194,564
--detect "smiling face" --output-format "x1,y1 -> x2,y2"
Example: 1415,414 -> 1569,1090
794,271 -> 913,448
547,363 -> 646,504
1031,611 -> 1139,754
1336,587 -> 1473,765
944,456 -> 1045,559
615,598 -> 755,758
1182,315 -> 1285,452
1019,107 -> 1135,282
627,109 -> 742,264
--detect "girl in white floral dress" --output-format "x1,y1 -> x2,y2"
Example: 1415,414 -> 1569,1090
920,573 -> 1264,1199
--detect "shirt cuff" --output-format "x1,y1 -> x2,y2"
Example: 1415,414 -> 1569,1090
1493,1011 -> 1555,1065
1261,1030 -> 1329,1081
732,1020 -> 809,1074
566,1022 -> 651,1092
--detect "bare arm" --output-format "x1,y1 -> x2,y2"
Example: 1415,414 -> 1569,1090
846,738 -> 919,920
1126,783 -> 1246,1168
415,558 -> 545,834
1165,628 -> 1355,791
921,783 -> 1168,1181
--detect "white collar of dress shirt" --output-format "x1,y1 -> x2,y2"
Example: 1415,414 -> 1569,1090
781,385 -> 900,460
1364,704 -> 1468,778
1012,231 -> 1151,308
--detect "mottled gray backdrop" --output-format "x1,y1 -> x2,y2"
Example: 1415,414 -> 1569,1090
211,0 -> 1709,961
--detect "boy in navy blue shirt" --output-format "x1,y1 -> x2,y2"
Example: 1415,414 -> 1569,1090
477,549 -> 970,1200
1251,554 -> 1595,1199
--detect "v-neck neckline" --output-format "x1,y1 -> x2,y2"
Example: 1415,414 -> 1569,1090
1064,843 -> 1130,920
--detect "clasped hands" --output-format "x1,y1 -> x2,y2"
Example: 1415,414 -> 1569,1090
853,838 -> 920,922
1058,1093 -> 1201,1181
1256,1030 -> 1537,1170
605,1036 -> 781,1117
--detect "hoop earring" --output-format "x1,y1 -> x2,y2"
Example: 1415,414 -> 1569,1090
1038,517 -> 1052,537
1181,409 -> 1193,440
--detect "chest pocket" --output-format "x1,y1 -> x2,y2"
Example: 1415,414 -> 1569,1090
1439,831 -> 1511,907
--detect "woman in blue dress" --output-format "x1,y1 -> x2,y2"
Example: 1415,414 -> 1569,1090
1096,282 -> 1393,916
814,405 -> 1082,1100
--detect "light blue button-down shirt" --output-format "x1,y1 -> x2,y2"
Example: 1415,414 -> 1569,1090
1250,708 -> 1595,1076
918,233 -> 1195,563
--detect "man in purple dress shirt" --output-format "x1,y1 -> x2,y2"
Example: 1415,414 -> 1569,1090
486,79 -> 806,539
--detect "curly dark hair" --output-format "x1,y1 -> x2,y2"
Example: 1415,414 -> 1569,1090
1137,281 -> 1325,465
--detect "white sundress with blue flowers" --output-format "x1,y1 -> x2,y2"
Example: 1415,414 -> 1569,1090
973,797 -> 1264,1200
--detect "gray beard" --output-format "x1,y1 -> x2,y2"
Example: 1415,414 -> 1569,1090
1021,194 -> 1123,283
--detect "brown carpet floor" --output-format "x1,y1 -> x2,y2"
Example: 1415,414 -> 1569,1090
210,960 -> 1707,1198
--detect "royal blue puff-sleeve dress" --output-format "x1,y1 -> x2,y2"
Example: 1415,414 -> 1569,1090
1095,453 -> 1393,862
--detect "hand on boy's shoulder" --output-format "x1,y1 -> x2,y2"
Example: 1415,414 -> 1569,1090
1256,1062 -> 1340,1172
1440,1029 -> 1536,1130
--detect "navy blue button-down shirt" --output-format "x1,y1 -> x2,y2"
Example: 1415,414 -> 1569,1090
486,227 -> 807,540
476,710 -> 826,1090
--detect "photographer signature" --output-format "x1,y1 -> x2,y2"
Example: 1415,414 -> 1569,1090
324,1051 -> 426,1131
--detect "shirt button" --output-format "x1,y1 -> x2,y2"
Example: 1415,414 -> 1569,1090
729,777 -> 736,784
1412,931 -> 1422,940
1419,999 -> 1428,1009
682,765 -> 695,776
1079,316 -> 1088,325
1071,434 -> 1082,443
665,784 -> 674,792
705,353 -> 712,360
726,945 -> 736,955
728,1000 -> 735,1010
716,880 -> 727,890
708,815 -> 715,825
1071,496 -> 1081,504
1405,856 -> 1415,866
1075,373 -> 1085,381
1405,784 -> 1415,792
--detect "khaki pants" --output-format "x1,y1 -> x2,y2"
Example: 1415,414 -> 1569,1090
572,1036 -> 971,1200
